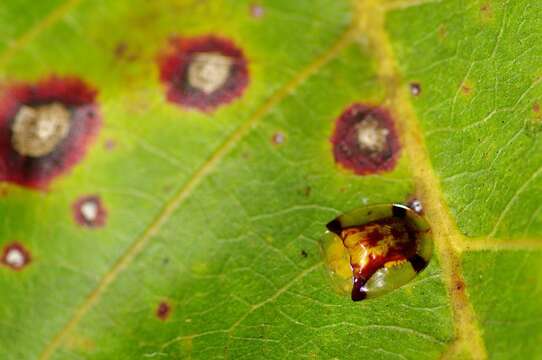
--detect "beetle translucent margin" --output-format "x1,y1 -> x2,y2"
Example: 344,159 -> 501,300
322,204 -> 432,301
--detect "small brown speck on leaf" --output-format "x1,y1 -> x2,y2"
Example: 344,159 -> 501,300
156,301 -> 172,321
437,24 -> 448,40
73,195 -> 107,228
114,42 -> 139,62
461,81 -> 473,96
480,2 -> 493,22
115,42 -> 127,57
455,279 -> 464,291
104,139 -> 117,151
271,132 -> 285,145
452,272 -> 465,293
527,102 -> 542,134
250,4 -> 265,18
409,82 -> 421,96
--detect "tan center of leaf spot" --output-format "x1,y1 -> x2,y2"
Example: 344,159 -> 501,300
187,52 -> 233,94
11,102 -> 70,157
5,247 -> 25,268
356,116 -> 389,154
80,201 -> 98,222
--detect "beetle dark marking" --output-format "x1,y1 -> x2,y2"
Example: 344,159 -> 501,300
271,132 -> 285,145
114,42 -> 139,62
351,277 -> 367,301
408,254 -> 427,272
392,204 -> 407,218
326,218 -> 343,235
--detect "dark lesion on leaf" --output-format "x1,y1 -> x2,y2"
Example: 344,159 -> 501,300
271,131 -> 285,145
392,204 -> 407,218
113,42 -> 140,62
72,195 -> 107,228
155,300 -> 172,321
0,76 -> 102,190
409,82 -> 421,96
330,104 -> 400,175
479,2 -> 493,22
157,35 -> 249,112
1,242 -> 31,271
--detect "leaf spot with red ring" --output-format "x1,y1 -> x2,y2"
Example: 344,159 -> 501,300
331,104 -> 400,175
271,131 -> 285,145
158,35 -> 249,112
0,76 -> 101,190
72,194 -> 107,228
1,242 -> 31,271
409,82 -> 421,96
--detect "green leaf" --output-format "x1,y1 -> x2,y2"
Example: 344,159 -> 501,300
0,0 -> 540,359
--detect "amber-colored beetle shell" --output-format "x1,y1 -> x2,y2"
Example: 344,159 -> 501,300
323,204 -> 432,301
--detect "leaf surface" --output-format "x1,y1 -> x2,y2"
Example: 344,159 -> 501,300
0,0 -> 540,359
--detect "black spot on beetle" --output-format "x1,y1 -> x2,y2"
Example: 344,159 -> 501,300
408,254 -> 427,272
410,82 -> 421,96
392,204 -> 407,218
326,218 -> 343,235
